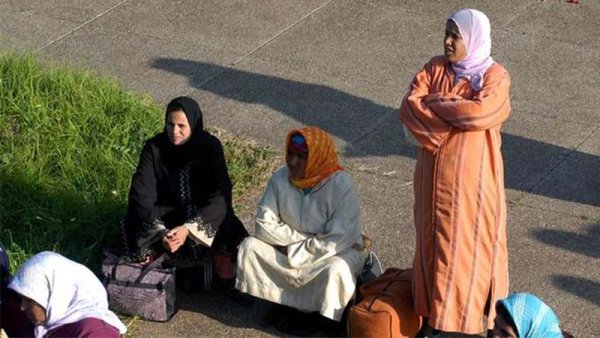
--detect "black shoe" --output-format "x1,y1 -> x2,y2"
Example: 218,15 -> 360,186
417,322 -> 483,338
416,323 -> 435,337
260,304 -> 293,328
213,275 -> 236,290
276,310 -> 321,336
319,316 -> 345,337
176,266 -> 208,293
227,289 -> 254,306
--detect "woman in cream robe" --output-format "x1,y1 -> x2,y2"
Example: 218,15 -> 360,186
236,127 -> 364,324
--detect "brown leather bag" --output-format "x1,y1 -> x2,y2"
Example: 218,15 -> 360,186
348,268 -> 422,338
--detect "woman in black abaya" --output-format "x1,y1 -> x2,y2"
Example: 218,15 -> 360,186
121,96 -> 248,291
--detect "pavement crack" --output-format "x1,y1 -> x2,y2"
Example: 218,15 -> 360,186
34,0 -> 132,53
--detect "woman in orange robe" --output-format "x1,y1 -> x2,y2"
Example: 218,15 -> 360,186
399,8 -> 511,335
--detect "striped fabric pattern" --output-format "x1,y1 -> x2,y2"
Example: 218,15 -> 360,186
399,56 -> 511,334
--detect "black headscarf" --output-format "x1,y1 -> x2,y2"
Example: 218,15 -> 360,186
162,96 -> 208,168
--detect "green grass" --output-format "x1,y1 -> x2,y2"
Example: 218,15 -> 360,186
0,53 -> 274,274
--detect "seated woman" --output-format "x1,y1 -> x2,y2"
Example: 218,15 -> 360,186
1,244 -> 34,338
492,293 -> 572,338
236,127 -> 365,335
121,96 -> 248,291
8,251 -> 126,338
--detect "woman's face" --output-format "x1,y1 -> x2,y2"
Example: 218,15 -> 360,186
166,110 -> 192,145
444,20 -> 467,64
287,148 -> 307,180
491,313 -> 518,338
20,296 -> 46,325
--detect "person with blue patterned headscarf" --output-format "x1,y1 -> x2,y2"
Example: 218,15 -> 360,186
492,293 -> 572,338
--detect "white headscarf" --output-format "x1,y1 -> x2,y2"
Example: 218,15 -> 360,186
8,252 -> 127,338
449,8 -> 494,91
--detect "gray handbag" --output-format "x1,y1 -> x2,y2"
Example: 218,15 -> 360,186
101,251 -> 177,322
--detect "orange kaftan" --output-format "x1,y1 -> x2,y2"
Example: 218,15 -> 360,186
399,56 -> 510,334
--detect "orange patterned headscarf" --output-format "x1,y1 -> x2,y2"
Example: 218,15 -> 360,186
286,127 -> 344,189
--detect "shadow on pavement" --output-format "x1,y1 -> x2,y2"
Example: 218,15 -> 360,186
532,224 -> 600,259
551,275 -> 600,307
152,58 -> 599,207
536,224 -> 600,308
176,290 -> 343,337
175,290 -> 299,336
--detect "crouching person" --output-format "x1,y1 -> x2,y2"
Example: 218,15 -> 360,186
236,127 -> 365,336
8,252 -> 126,338
492,293 -> 573,338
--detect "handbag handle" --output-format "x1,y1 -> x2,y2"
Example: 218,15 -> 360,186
109,254 -> 167,284
134,254 -> 167,284
110,256 -> 130,281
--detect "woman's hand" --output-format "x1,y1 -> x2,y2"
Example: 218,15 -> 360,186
162,226 -> 190,253
275,245 -> 288,255
423,92 -> 445,106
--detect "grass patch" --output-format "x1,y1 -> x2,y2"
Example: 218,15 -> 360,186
209,127 -> 275,205
0,53 -> 274,274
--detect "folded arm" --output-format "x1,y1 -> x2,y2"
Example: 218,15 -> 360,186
399,62 -> 453,153
424,68 -> 511,131
254,178 -> 311,246
287,184 -> 362,268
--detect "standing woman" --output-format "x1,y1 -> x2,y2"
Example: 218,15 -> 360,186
122,96 -> 248,289
8,252 -> 126,338
399,9 -> 511,335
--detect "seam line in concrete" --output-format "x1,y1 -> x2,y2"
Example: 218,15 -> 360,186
528,124 -> 599,192
512,201 -> 598,221
354,0 -> 431,17
500,1 -> 538,29
508,108 -> 597,125
569,125 -> 599,152
183,0 -> 337,95
230,0 -> 337,66
34,0 -> 132,53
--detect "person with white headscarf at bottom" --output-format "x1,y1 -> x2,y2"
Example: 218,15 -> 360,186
399,8 -> 512,336
8,251 -> 127,338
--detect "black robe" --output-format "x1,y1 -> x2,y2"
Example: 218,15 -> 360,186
122,97 -> 247,262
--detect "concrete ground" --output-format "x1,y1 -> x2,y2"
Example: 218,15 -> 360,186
1,0 -> 598,336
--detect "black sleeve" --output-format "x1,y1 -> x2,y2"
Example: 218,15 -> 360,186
185,136 -> 232,229
197,136 -> 248,253
127,140 -> 166,248
207,135 -> 234,209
